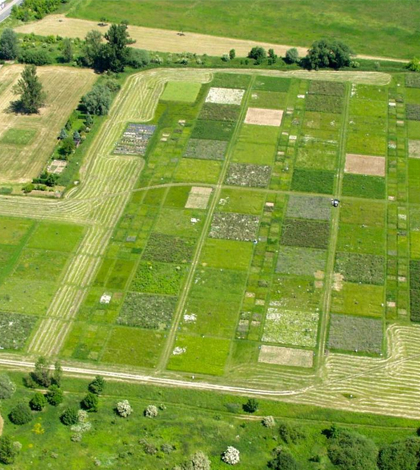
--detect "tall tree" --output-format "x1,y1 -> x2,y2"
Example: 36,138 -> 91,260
306,39 -> 353,70
62,38 -> 73,63
0,28 -> 19,60
96,23 -> 131,72
12,65 -> 46,114
82,30 -> 102,67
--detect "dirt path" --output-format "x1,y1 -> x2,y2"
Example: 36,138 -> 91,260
0,414 -> 3,436
14,14 -> 408,63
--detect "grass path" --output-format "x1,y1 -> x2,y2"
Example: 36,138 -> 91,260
14,15 -> 408,64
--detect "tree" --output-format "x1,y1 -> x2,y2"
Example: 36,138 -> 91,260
61,407 -> 79,426
279,422 -> 306,444
222,446 -> 240,465
285,48 -> 299,64
116,400 -> 133,418
82,30 -> 102,67
126,48 -> 150,68
378,437 -> 420,470
248,46 -> 266,63
46,385 -> 63,406
29,392 -> 47,411
52,361 -> 62,387
9,403 -> 32,425
407,57 -> 420,72
229,49 -> 236,60
268,450 -> 300,470
73,130 -> 81,142
85,112 -> 93,127
89,376 -> 105,395
59,128 -> 68,140
0,436 -> 18,465
327,430 -> 378,470
95,23 -> 131,72
0,374 -> 16,400
60,137 -> 75,157
243,398 -> 258,413
0,28 -> 19,60
81,85 -> 111,115
62,38 -> 73,63
12,65 -> 46,114
81,392 -> 99,412
189,451 -> 211,470
306,39 -> 353,70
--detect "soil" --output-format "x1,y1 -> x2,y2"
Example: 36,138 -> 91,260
258,345 -> 313,368
244,107 -> 283,127
345,153 -> 386,177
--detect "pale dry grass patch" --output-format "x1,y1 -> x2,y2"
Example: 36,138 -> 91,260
259,345 -> 314,368
185,186 -> 212,209
244,107 -> 283,126
345,153 -> 386,177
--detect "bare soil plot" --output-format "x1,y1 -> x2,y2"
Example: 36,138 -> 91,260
409,140 -> 420,158
0,65 -> 96,183
345,153 -> 386,177
47,159 -> 67,175
258,345 -> 313,368
244,107 -> 283,127
185,186 -> 212,209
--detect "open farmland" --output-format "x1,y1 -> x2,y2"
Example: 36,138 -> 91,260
0,66 -> 96,183
3,66 -> 420,422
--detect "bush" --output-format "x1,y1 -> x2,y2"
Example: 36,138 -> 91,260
243,398 -> 259,413
262,416 -> 276,428
407,57 -> 420,73
285,48 -> 299,64
222,446 -> 240,465
144,404 -> 158,418
0,436 -> 19,465
81,85 -> 111,116
306,38 -> 352,70
89,376 -> 106,395
268,450 -> 300,470
116,400 -> 133,418
279,422 -> 306,444
127,48 -> 150,68
0,374 -> 16,400
29,392 -> 47,411
61,407 -> 79,426
248,46 -> 266,62
46,385 -> 63,406
81,392 -> 99,412
378,437 -> 420,470
9,403 -> 32,425
18,49 -> 52,66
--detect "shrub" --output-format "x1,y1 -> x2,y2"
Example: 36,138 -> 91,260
243,398 -> 259,413
248,46 -> 266,62
89,376 -> 106,395
229,49 -> 236,60
262,416 -> 276,428
127,48 -> 150,68
46,385 -> 63,406
29,392 -> 47,411
0,436 -> 19,465
9,403 -> 32,425
61,407 -> 79,426
285,48 -> 299,64
222,446 -> 240,465
189,451 -> 211,469
0,374 -> 16,400
81,85 -> 111,116
279,422 -> 306,444
18,49 -> 52,66
81,392 -> 99,412
144,405 -> 158,418
378,437 -> 420,470
268,450 -> 300,470
407,57 -> 420,73
116,400 -> 133,418
306,38 -> 352,70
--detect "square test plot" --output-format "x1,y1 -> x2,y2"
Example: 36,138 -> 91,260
258,345 -> 314,368
345,154 -> 386,177
161,81 -> 201,102
244,107 -> 283,127
185,186 -> 213,209
205,87 -> 245,105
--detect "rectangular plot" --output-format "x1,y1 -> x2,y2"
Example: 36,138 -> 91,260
175,159 -> 221,184
337,224 -> 385,255
331,282 -> 384,317
0,217 -> 33,245
27,222 -> 84,252
184,138 -> 227,161
258,345 -> 313,368
114,123 -> 156,156
185,186 -> 212,209
409,140 -> 420,158
335,252 -> 385,285
12,248 -> 68,282
191,120 -> 235,141
339,200 -> 385,226
199,102 -> 240,121
205,87 -> 245,105
190,268 -> 247,302
244,107 -> 283,126
161,81 -> 201,102
209,212 -> 259,242
142,233 -> 195,263
286,195 -> 331,220
296,138 -> 338,171
211,73 -> 251,89
0,312 -> 37,350
130,261 -> 187,295
232,142 -> 276,165
249,91 -> 286,109
345,154 -> 386,177
303,111 -> 341,131
276,246 -> 326,276
281,219 -> 330,249
225,163 -> 271,187
308,80 -> 345,96
328,314 -> 383,354
291,169 -> 335,194
200,239 -> 253,270
407,104 -> 420,121
346,132 -> 387,156
342,174 -> 386,199
306,94 -> 343,113
253,76 -> 291,92
217,188 -> 265,215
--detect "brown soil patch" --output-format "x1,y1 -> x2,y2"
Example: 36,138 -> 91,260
314,270 -> 325,280
185,186 -> 212,209
244,107 -> 283,127
409,140 -> 420,158
258,345 -> 313,368
345,153 -> 386,177
333,273 -> 344,291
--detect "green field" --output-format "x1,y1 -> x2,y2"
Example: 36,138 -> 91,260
69,0 -> 420,59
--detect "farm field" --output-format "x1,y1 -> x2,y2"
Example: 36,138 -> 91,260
0,66 -> 96,184
3,66 -> 420,422
65,0 -> 420,59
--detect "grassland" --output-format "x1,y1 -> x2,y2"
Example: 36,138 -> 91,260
66,0 -> 420,59
0,66 -> 96,184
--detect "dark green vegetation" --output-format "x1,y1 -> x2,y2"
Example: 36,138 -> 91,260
12,65 -> 46,114
69,0 -> 420,59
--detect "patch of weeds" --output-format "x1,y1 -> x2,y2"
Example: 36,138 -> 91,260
406,104 -> 420,121
308,81 -> 345,96
142,233 -> 195,263
0,312 -> 37,350
406,75 -> 420,88
130,262 -> 187,295
306,94 -> 344,114
276,246 -> 326,276
191,120 -> 235,141
225,163 -> 271,187
286,195 -> 331,220
335,252 -> 385,284
328,314 -> 383,354
199,103 -> 240,121
291,169 -> 335,194
184,139 -> 227,161
209,212 -> 260,241
281,219 -> 330,249
211,73 -> 251,89
118,293 -> 177,329
342,174 -> 386,199
253,76 -> 291,92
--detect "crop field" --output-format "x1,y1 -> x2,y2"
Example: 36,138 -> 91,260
0,66 -> 96,184
4,67 -> 420,420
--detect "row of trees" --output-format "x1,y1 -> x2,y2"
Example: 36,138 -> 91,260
12,0 -> 69,22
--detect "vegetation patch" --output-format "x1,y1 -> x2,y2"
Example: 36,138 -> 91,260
253,76 -> 291,92
200,239 -> 253,270
211,73 -> 251,89
199,103 -> 240,121
345,154 -> 386,177
191,120 -> 235,141
184,138 -> 227,161
225,163 -> 271,187
175,159 -> 221,184
276,246 -> 326,276
209,212 -> 259,241
262,308 -> 319,347
161,81 -> 201,102
286,195 -> 331,220
142,233 -> 195,263
335,252 -> 385,285
0,312 -> 37,350
205,87 -> 245,105
306,94 -> 344,114
27,222 -> 84,252
130,262 -> 187,295
291,169 -> 335,194
0,129 -> 37,146
258,345 -> 314,368
342,174 -> 386,199
218,188 -> 265,215
406,104 -> 420,121
337,224 -> 385,255
331,282 -> 384,317
281,219 -> 330,249
114,124 -> 156,156
308,80 -> 346,96
407,74 -> 420,88
328,314 -> 383,354
118,293 -> 177,330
